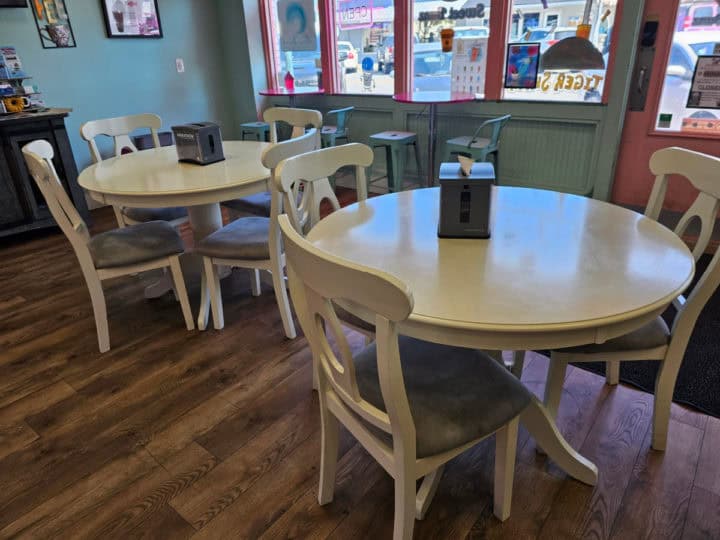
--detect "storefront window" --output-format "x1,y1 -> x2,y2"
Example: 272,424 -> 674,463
503,0 -> 616,102
411,0 -> 491,97
269,0 -> 322,90
335,0 -> 395,94
656,0 -> 720,133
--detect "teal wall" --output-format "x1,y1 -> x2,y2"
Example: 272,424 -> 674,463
0,0 -> 233,170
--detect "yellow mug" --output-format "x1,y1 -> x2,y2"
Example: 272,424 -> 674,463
3,96 -> 30,112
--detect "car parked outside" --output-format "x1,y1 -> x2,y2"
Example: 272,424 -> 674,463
412,42 -> 452,92
338,41 -> 358,72
676,2 -> 720,32
520,26 -> 577,52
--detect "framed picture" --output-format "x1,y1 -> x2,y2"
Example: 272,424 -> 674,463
31,0 -> 77,49
100,0 -> 162,38
504,43 -> 541,89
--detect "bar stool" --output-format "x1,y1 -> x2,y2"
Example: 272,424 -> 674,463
241,121 -> 270,141
368,130 -> 422,193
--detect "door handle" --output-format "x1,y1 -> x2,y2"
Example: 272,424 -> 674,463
637,67 -> 646,93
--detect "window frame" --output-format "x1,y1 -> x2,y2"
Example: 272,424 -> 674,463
259,0 -> 621,104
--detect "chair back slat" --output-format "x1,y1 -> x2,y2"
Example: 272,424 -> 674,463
263,107 -> 323,143
328,106 -> 354,132
646,147 -> 720,349
80,113 -> 162,163
276,143 -> 373,233
471,114 -> 511,148
23,140 -> 92,253
279,214 -> 414,434
648,147 -> 720,259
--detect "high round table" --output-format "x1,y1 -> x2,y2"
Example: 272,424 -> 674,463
307,186 -> 695,485
393,91 -> 476,187
79,140 -> 271,296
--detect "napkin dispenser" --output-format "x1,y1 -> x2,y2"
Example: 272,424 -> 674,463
437,161 -> 494,239
171,122 -> 225,165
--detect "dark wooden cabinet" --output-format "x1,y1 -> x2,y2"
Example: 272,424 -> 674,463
0,109 -> 88,238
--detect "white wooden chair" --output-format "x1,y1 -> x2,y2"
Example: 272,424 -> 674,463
545,147 -> 720,451
275,143 -> 375,342
221,107 -> 323,218
80,113 -> 188,229
278,213 -> 533,539
22,140 -> 194,353
196,127 -> 320,338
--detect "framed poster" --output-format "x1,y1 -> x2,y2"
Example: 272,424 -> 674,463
451,37 -> 488,95
278,0 -> 317,52
101,0 -> 162,38
686,55 -> 720,109
504,43 -> 540,89
31,0 -> 77,49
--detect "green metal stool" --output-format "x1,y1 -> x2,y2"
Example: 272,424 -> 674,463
368,130 -> 422,193
442,114 -> 511,175
241,121 -> 270,141
321,106 -> 354,148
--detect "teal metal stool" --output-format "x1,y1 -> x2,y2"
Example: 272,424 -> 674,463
442,114 -> 511,174
321,106 -> 354,148
241,121 -> 270,141
368,131 -> 422,193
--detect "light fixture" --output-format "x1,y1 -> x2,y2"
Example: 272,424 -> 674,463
540,0 -> 606,71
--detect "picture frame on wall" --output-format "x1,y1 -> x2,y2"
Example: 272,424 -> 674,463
100,0 -> 162,38
31,0 -> 77,49
504,43 -> 541,89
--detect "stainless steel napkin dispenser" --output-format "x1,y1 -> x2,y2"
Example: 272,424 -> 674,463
437,161 -> 495,239
171,122 -> 225,165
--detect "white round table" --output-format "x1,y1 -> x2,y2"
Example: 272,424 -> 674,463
79,141 -> 271,296
307,186 -> 695,485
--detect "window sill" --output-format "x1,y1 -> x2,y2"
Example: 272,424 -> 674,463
648,129 -> 720,140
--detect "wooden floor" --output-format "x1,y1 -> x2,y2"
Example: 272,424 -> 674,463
1,201 -> 719,540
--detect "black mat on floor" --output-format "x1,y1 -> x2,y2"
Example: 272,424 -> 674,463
537,253 -> 720,419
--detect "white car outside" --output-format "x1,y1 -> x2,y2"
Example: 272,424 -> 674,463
338,41 -> 358,73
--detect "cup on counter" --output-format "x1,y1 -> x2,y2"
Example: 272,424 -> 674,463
440,28 -> 454,52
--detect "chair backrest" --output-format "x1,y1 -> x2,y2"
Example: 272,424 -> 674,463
22,140 -> 93,265
327,106 -> 354,132
646,147 -> 720,357
275,143 -> 373,233
472,114 -> 511,148
263,107 -> 323,143
80,113 -> 162,163
278,214 -> 416,443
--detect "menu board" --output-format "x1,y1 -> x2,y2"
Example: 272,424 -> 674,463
687,56 -> 720,110
451,37 -> 488,96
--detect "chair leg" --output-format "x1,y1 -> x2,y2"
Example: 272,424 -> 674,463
250,269 -> 262,297
606,361 -> 620,385
652,356 -> 682,451
270,266 -> 297,339
394,462 -> 417,540
511,350 -> 525,378
168,256 -> 194,330
384,145 -> 397,192
416,465 -> 444,520
413,141 -> 423,183
494,417 -> 519,521
318,405 -> 340,505
202,257 -> 224,330
85,273 -> 110,353
112,206 -> 126,228
544,353 -> 568,419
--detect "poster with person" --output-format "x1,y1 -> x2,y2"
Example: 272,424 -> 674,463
278,0 -> 317,52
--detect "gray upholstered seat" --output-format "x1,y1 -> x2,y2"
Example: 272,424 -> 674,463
354,336 -> 532,458
333,302 -> 375,334
558,316 -> 670,354
88,220 -> 184,269
222,191 -> 303,218
121,206 -> 188,223
196,217 -> 270,260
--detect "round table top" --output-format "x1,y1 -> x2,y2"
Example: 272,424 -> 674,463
307,187 -> 694,333
259,88 -> 325,97
78,141 -> 270,198
393,91 -> 476,104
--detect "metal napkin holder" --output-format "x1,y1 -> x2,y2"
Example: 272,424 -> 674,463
437,161 -> 495,239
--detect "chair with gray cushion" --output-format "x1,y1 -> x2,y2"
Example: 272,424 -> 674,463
80,113 -> 188,229
222,107 -> 323,218
196,127 -> 321,338
278,213 -> 532,539
543,147 -> 720,452
22,140 -> 194,353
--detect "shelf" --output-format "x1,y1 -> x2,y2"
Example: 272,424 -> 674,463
0,93 -> 41,98
0,76 -> 32,81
